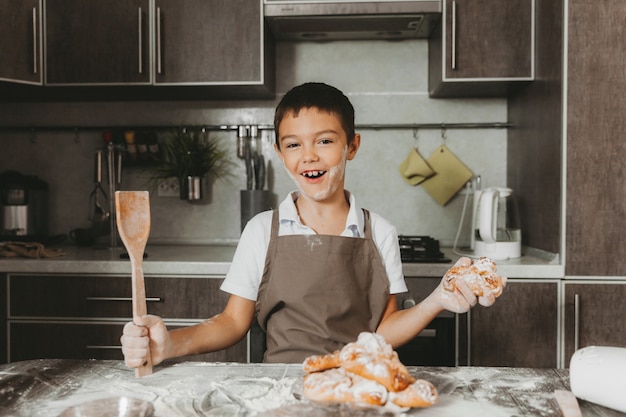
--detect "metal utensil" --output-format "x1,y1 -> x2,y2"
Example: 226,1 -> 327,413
58,396 -> 154,417
115,191 -> 152,378
244,142 -> 253,190
90,150 -> 108,221
254,152 -> 265,190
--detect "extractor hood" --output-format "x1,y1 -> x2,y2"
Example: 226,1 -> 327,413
264,1 -> 442,41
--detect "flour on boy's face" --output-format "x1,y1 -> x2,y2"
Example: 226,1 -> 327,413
276,107 -> 356,203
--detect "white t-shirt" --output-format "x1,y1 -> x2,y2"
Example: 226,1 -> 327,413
220,190 -> 408,301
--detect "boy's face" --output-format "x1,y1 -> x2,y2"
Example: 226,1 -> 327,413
275,107 -> 360,202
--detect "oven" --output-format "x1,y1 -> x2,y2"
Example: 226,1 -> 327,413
395,277 -> 457,367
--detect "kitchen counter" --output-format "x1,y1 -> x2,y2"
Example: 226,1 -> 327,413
0,244 -> 564,278
1,359 -> 623,417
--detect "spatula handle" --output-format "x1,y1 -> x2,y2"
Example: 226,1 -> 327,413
132,259 -> 152,377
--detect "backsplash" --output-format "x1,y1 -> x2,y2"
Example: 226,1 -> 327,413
0,40 -> 507,247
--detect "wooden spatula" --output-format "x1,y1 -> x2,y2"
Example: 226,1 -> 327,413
555,390 -> 583,417
115,191 -> 152,377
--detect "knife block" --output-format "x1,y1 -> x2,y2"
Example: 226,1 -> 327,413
240,190 -> 271,232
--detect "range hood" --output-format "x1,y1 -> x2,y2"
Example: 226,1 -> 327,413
264,1 -> 442,41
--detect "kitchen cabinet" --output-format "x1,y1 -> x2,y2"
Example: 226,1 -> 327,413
562,281 -> 626,367
45,0 -> 151,85
154,0 -> 267,86
428,0 -> 534,97
35,0 -> 274,98
6,274 -> 247,363
0,0 -> 42,85
459,279 -> 559,368
0,275 -> 6,364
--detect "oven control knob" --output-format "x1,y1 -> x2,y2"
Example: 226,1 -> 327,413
402,298 -> 416,309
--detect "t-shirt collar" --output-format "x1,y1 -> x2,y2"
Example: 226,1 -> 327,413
279,190 -> 364,237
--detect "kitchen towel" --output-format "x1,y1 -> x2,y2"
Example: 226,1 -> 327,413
420,145 -> 473,206
398,148 -> 436,185
0,242 -> 65,258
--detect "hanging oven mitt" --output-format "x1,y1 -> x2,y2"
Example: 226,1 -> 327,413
398,148 -> 436,185
420,145 -> 473,206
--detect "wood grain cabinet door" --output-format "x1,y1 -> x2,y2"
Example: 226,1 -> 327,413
465,280 -> 559,368
443,0 -> 533,79
563,281 -> 626,366
154,0 -> 263,85
45,0 -> 151,85
0,0 -> 42,85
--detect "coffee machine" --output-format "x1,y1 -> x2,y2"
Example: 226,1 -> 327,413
0,170 -> 49,240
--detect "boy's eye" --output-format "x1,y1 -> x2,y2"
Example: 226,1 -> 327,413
285,142 -> 300,149
319,138 -> 333,145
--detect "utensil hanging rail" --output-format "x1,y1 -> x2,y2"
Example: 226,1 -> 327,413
1,122 -> 512,134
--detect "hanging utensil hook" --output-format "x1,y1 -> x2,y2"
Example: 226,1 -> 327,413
413,127 -> 419,148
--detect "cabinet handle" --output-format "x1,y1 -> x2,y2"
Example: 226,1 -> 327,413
574,293 -> 580,352
156,7 -> 162,74
32,7 -> 37,74
86,345 -> 121,350
451,1 -> 457,70
138,7 -> 143,74
417,329 -> 437,338
86,296 -> 162,302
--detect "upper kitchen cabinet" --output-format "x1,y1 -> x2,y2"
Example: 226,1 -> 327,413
45,0 -> 151,85
0,0 -> 43,85
429,0 -> 535,97
154,0 -> 268,87
15,0 -> 273,99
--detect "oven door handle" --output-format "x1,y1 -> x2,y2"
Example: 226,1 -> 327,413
417,329 -> 437,337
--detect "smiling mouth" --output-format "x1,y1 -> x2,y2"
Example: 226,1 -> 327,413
302,170 -> 327,179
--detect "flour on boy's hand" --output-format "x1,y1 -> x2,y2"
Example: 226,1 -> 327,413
443,257 -> 507,299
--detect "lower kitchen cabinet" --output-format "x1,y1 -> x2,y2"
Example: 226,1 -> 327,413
0,275 -> 6,364
9,322 -> 246,363
6,274 -> 248,363
460,279 -> 559,368
562,280 -> 626,367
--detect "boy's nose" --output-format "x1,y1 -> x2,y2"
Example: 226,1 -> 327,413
302,146 -> 319,162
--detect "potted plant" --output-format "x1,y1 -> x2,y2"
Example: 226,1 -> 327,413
150,126 -> 234,200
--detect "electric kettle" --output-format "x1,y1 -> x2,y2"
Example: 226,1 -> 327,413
474,187 -> 521,260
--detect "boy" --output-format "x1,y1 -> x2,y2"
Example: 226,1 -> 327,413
121,82 -> 499,366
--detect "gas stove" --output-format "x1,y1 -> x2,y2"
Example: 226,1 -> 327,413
398,235 -> 452,263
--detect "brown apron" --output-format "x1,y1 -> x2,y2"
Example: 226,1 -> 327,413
256,209 -> 390,363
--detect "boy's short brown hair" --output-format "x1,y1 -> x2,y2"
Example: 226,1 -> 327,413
274,82 -> 356,148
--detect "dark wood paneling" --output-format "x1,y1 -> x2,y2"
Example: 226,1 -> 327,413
563,282 -> 626,365
9,322 -> 247,363
0,275 -> 6,364
565,1 -> 626,276
445,0 -> 533,78
508,0 -> 563,254
468,281 -> 559,368
9,275 -> 228,320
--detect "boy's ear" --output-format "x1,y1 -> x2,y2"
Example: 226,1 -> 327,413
347,133 -> 361,160
273,143 -> 284,161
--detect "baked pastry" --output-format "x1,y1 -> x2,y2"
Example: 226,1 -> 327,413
339,332 -> 415,393
390,379 -> 439,408
303,368 -> 388,406
303,350 -> 340,373
442,257 -> 506,298
301,332 -> 439,409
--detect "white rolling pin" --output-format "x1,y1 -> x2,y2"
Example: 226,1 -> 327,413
570,346 -> 626,413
